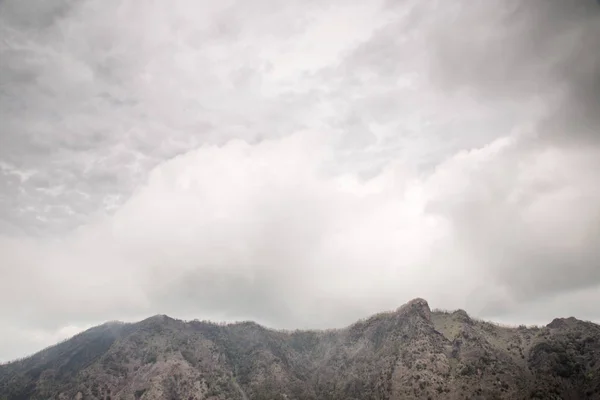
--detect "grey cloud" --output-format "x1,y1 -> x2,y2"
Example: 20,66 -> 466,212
428,1 -> 598,91
335,115 -> 377,150
0,0 -> 77,31
426,139 -> 600,315
330,0 -> 600,313
416,0 -> 600,309
427,0 -> 600,145
1,0 -> 600,361
330,0 -> 600,149
0,0 -> 334,234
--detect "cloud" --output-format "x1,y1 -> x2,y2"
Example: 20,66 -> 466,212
1,0 -> 599,361
3,129 -> 600,360
0,0 -> 341,233
427,136 -> 600,312
425,0 -> 600,146
0,132 -> 448,330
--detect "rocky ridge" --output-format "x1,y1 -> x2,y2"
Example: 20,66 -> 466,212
1,298 -> 599,399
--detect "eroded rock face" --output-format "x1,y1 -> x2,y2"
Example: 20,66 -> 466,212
452,309 -> 472,324
2,298 -> 600,400
547,317 -> 579,329
396,297 -> 431,321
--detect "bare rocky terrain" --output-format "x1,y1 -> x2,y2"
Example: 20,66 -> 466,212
1,298 -> 600,399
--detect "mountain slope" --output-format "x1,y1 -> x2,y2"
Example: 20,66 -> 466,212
1,299 -> 599,399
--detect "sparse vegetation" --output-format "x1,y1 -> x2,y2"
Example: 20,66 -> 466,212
1,300 -> 600,399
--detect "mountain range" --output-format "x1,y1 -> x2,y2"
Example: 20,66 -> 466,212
1,298 -> 600,399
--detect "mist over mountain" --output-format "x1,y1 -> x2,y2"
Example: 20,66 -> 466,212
1,0 -> 600,394
2,299 -> 600,400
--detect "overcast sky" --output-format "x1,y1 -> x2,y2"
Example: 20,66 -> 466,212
1,0 -> 599,362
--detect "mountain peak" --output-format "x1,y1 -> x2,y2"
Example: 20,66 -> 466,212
144,314 -> 173,322
547,316 -> 580,329
396,297 -> 431,321
452,308 -> 472,323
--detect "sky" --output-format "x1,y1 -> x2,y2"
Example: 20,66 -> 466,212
0,0 -> 599,362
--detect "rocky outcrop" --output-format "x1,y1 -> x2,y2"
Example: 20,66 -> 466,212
396,297 -> 431,321
452,309 -> 471,324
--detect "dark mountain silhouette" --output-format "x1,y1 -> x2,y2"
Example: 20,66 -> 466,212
2,298 -> 600,399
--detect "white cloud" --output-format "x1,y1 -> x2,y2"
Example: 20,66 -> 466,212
3,128 -> 600,360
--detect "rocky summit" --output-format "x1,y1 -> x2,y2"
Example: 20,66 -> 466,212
1,299 -> 600,399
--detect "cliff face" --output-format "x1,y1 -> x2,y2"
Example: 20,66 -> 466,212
2,299 -> 600,400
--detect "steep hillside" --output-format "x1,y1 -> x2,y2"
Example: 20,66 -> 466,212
1,299 -> 599,399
